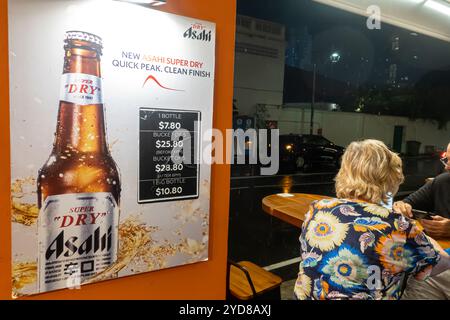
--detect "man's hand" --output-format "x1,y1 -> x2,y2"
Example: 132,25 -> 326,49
393,201 -> 413,218
420,216 -> 450,238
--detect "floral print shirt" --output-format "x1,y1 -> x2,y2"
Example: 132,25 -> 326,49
294,198 -> 441,300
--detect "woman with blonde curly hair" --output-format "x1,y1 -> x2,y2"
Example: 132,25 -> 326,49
294,139 -> 450,300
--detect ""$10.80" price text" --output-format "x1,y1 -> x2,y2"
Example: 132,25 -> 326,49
155,186 -> 183,197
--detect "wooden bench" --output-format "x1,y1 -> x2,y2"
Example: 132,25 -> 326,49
227,260 -> 282,300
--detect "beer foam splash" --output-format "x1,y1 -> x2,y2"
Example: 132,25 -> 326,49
84,216 -> 158,284
11,177 -> 39,226
173,179 -> 209,226
86,217 -> 196,280
180,238 -> 208,263
140,241 -> 180,272
171,179 -> 209,262
108,138 -> 120,151
12,262 -> 37,299
82,217 -> 209,284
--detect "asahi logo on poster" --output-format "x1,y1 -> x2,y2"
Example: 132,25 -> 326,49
183,22 -> 212,42
38,193 -> 119,292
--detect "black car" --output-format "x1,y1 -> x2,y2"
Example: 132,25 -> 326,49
279,134 -> 344,172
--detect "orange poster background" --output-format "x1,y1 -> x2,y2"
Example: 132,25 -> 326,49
0,0 -> 235,300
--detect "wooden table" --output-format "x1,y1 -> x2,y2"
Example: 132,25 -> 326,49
262,193 -> 330,228
262,193 -> 450,249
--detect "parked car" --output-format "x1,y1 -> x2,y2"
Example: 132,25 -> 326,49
279,134 -> 344,172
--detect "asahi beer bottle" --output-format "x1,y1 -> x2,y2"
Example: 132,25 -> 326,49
37,31 -> 121,293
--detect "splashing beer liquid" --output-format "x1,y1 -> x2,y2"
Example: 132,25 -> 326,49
11,178 -> 39,226
12,218 -> 153,297
11,176 -> 209,297
36,31 -> 121,293
10,177 -> 206,296
12,262 -> 37,299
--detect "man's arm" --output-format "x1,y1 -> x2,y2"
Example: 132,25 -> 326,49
403,180 -> 434,212
397,177 -> 450,237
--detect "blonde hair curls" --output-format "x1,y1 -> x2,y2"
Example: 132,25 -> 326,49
335,139 -> 404,205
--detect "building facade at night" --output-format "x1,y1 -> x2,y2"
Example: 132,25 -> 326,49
233,15 -> 286,117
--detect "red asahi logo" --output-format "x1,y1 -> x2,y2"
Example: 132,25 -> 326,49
183,22 -> 212,42
66,79 -> 101,95
60,73 -> 103,105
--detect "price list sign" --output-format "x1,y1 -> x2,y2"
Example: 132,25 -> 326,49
139,108 -> 201,203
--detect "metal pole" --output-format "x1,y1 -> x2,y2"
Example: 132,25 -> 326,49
310,63 -> 316,135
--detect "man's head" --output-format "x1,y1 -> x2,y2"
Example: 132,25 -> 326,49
443,143 -> 450,171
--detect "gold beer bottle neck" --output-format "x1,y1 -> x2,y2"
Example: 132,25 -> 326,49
54,45 -> 108,155
64,46 -> 101,76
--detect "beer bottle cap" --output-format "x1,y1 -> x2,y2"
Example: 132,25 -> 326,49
65,31 -> 103,47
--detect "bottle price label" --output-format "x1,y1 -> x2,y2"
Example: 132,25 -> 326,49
158,121 -> 181,130
155,187 -> 183,197
155,164 -> 184,173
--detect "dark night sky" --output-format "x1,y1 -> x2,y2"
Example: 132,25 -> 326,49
237,0 -> 450,87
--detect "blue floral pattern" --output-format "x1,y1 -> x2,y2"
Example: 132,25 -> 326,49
294,199 -> 441,300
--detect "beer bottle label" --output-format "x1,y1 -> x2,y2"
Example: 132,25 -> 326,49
59,73 -> 103,105
37,192 -> 118,292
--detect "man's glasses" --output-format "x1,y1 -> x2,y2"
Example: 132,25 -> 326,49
441,156 -> 449,167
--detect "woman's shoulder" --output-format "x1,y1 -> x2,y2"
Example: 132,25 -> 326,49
313,198 -> 346,209
313,198 -> 376,211
313,198 -> 400,221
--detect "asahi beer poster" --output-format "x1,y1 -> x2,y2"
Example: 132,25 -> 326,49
8,0 -> 215,297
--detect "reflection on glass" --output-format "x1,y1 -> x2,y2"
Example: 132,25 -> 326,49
281,175 -> 293,194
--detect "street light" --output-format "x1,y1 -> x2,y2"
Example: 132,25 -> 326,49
330,52 -> 341,63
